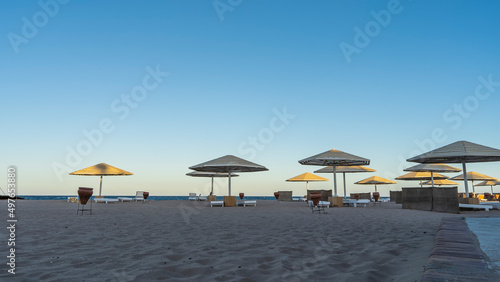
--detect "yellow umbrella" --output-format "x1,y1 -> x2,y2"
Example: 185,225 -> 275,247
286,172 -> 329,191
422,179 -> 459,186
354,176 -> 396,192
396,172 -> 449,187
473,180 -> 498,194
69,163 -> 133,196
315,165 -> 376,198
449,171 -> 498,193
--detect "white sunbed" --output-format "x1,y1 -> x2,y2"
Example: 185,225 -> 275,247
459,203 -> 493,211
188,193 -> 198,201
198,194 -> 208,201
343,199 -> 370,207
117,197 -> 133,202
243,200 -> 257,207
480,202 -> 500,210
210,201 -> 224,207
94,198 -> 119,204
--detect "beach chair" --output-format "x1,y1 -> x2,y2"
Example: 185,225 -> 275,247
94,198 -> 119,204
135,191 -> 147,202
198,194 -> 207,201
188,193 -> 198,201
210,201 -> 224,207
117,197 -> 133,202
243,200 -> 257,207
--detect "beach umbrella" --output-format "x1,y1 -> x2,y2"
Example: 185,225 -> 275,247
314,165 -> 376,198
354,176 -> 396,192
69,163 -> 133,196
422,179 -> 459,186
298,149 -> 370,196
395,172 -> 449,187
403,163 -> 461,187
189,155 -> 268,196
286,172 -> 329,192
186,171 -> 239,195
407,140 -> 500,195
473,180 -> 498,194
449,171 -> 498,193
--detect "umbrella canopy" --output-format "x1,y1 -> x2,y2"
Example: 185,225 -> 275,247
286,172 -> 329,191
407,140 -> 500,195
354,176 -> 396,192
314,165 -> 376,198
396,171 -> 449,187
474,180 -> 499,194
299,149 -> 370,196
189,155 -> 268,196
403,163 -> 461,187
423,179 -> 459,186
186,171 -> 239,195
449,171 -> 498,193
69,163 -> 133,196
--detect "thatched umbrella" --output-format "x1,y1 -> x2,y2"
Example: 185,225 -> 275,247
69,163 -> 133,196
189,155 -> 268,196
354,176 -> 396,192
473,180 -> 498,194
422,179 -> 459,186
403,163 -> 461,187
299,149 -> 370,196
396,171 -> 449,187
407,140 -> 500,195
186,171 -> 239,195
449,171 -> 498,193
286,172 -> 329,192
314,165 -> 375,198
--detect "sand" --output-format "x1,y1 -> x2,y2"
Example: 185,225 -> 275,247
0,200 -> 498,281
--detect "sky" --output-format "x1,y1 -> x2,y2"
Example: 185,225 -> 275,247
1,0 -> 500,197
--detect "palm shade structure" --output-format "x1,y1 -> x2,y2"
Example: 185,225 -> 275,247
474,180 -> 499,194
314,165 -> 376,198
395,172 -> 449,187
186,171 -> 239,195
422,179 -> 459,186
286,172 -> 329,192
189,155 -> 268,196
69,163 -> 133,196
299,149 -> 370,196
403,163 -> 461,187
449,171 -> 498,193
354,176 -> 396,192
407,140 -> 500,195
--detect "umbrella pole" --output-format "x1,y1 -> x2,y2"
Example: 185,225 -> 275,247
491,185 -> 494,194
211,177 -> 214,195
333,165 -> 338,197
420,180 -> 423,188
472,180 -> 475,194
343,172 -> 347,199
431,172 -> 435,188
375,184 -> 377,192
228,172 -> 232,196
462,161 -> 469,195
306,181 -> 309,191
99,175 -> 103,196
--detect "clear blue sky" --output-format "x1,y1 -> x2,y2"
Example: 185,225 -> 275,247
1,0 -> 499,196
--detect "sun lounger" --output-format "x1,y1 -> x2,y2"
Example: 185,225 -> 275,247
459,203 -> 493,211
94,198 -> 119,204
198,194 -> 208,201
210,201 -> 224,207
343,199 -> 370,207
243,200 -> 257,207
480,202 -> 500,210
117,197 -> 133,202
188,193 -> 198,201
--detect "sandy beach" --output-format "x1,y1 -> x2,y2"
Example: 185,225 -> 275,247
1,200 -> 499,281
